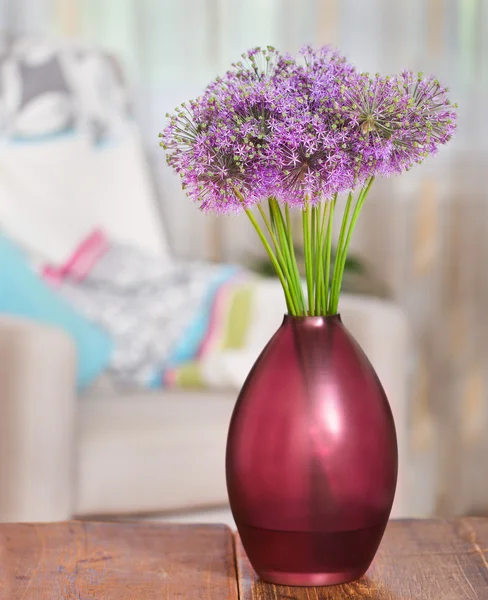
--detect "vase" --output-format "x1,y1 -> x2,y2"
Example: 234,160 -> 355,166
226,314 -> 397,587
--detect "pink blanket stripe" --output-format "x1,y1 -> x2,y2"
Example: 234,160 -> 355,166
42,230 -> 109,284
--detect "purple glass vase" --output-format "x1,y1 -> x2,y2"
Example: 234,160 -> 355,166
226,314 -> 397,586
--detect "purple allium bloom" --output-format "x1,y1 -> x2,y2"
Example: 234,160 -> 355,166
160,46 -> 457,213
393,70 -> 457,164
161,47 -> 295,212
337,70 -> 457,178
266,46 -> 360,204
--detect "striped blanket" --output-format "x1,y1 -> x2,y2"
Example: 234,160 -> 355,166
42,231 -> 265,390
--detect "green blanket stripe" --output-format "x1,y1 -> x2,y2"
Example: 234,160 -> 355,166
221,283 -> 255,350
173,362 -> 205,388
170,281 -> 256,389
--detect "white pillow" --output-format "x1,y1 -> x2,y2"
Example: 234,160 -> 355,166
0,126 -> 169,263
89,126 -> 169,259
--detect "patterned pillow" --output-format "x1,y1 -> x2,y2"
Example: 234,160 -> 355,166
0,36 -> 129,143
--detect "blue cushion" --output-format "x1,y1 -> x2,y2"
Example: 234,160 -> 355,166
0,235 -> 112,389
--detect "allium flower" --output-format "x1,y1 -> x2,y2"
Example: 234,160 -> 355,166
160,46 -> 457,316
393,70 -> 457,166
161,47 -> 299,212
267,46 -> 359,204
337,71 -> 457,178
161,46 -> 456,211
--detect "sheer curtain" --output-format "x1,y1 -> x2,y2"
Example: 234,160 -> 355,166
1,0 -> 487,516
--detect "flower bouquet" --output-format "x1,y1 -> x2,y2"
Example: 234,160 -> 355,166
161,47 -> 456,586
160,46 -> 455,316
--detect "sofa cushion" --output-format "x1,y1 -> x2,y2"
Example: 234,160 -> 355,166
75,391 -> 235,515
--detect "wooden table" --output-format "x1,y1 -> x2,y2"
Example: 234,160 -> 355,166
0,519 -> 487,599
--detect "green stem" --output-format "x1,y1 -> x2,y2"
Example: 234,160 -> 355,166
257,203 -> 300,313
232,186 -> 299,315
311,205 -> 317,315
285,203 -> 306,313
302,201 -> 314,315
244,208 -> 297,314
329,176 -> 375,314
268,197 -> 277,236
315,204 -> 322,315
324,194 -> 336,314
330,191 -> 353,310
313,202 -> 323,315
317,201 -> 329,314
257,203 -> 279,250
270,199 -> 304,314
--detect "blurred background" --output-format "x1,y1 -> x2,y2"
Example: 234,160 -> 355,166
0,0 -> 486,524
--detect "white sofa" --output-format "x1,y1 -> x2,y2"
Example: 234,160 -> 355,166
0,37 -> 410,524
0,291 -> 409,523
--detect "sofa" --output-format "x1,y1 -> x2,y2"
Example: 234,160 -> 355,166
0,290 -> 409,523
0,37 -> 410,523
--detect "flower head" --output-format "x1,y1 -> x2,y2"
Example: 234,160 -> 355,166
393,70 -> 457,165
265,46 -> 359,204
160,46 -> 457,212
161,47 -> 297,211
336,71 -> 457,178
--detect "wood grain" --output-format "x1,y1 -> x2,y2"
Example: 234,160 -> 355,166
236,518 -> 488,599
0,521 -> 238,600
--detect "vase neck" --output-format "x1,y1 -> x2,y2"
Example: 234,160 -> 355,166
282,314 -> 342,327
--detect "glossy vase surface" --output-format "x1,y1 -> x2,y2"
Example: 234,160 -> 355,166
226,314 -> 398,587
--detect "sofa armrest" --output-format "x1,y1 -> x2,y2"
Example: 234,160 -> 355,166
0,317 -> 77,521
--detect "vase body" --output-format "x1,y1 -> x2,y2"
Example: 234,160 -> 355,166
226,314 -> 397,587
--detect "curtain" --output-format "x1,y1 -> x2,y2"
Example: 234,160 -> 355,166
1,0 -> 487,516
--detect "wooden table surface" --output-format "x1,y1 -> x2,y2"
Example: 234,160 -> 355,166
0,519 -> 487,599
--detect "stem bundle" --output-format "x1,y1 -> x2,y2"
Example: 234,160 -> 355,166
243,177 -> 375,316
